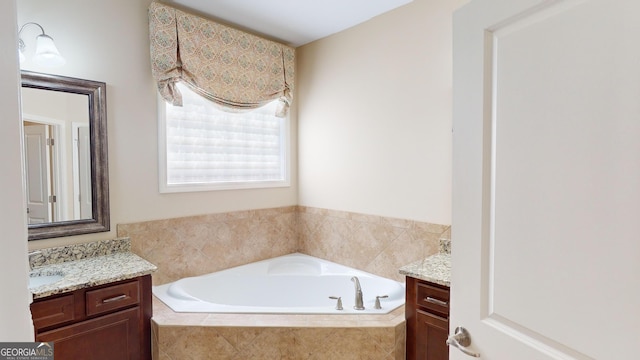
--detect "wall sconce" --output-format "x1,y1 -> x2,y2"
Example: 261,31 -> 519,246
18,22 -> 65,67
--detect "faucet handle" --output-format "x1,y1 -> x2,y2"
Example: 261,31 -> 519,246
374,295 -> 389,310
329,296 -> 343,310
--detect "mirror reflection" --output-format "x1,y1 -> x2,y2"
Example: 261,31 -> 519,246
22,87 -> 92,223
21,71 -> 110,240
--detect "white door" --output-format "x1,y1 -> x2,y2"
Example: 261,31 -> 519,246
24,123 -> 52,224
451,0 -> 640,359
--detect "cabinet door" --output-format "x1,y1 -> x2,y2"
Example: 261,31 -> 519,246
36,307 -> 141,360
416,310 -> 448,360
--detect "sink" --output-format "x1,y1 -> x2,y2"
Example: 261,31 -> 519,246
29,271 -> 64,289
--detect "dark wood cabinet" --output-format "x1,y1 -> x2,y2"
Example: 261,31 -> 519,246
31,275 -> 152,360
406,276 -> 450,360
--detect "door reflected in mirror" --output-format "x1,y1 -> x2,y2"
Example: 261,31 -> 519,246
22,87 -> 92,223
21,71 -> 110,240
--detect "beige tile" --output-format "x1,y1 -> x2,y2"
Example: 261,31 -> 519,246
439,225 -> 452,240
363,327 -> 397,353
323,328 -> 389,360
394,323 -> 406,360
153,304 -> 406,359
164,327 -> 237,359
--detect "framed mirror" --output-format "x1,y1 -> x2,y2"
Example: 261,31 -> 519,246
21,70 -> 109,240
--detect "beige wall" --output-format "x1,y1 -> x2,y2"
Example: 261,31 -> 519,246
17,0 -> 466,243
297,0 -> 468,225
18,0 -> 298,249
0,0 -> 35,341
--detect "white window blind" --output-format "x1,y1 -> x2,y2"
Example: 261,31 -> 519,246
160,82 -> 288,192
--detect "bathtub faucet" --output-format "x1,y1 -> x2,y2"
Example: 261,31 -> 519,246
351,276 -> 365,310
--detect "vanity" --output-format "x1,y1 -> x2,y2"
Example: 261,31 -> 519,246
19,43 -> 157,359
400,252 -> 451,360
29,239 -> 156,360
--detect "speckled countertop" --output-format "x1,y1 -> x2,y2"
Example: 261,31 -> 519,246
29,238 -> 156,299
399,253 -> 451,287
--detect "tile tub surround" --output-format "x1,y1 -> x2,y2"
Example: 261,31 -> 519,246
29,238 -> 157,299
118,206 -> 299,285
118,206 -> 451,286
152,297 -> 406,360
298,206 -> 450,282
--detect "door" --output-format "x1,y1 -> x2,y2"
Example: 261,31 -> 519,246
451,0 -> 640,359
24,123 -> 52,224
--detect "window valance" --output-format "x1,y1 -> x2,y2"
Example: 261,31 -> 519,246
148,2 -> 295,117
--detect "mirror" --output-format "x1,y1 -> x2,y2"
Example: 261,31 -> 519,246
21,71 -> 109,240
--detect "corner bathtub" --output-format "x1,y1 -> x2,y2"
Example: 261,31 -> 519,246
153,253 -> 405,314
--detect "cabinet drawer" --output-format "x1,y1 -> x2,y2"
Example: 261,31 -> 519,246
31,294 -> 76,330
86,280 -> 140,317
416,282 -> 449,316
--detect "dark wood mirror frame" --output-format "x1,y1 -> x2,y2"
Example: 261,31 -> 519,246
22,71 -> 110,240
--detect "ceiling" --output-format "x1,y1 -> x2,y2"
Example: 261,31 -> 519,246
166,0 -> 413,47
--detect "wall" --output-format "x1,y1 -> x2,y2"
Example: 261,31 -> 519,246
297,0 -> 469,225
0,0 -> 35,341
17,0 -> 298,250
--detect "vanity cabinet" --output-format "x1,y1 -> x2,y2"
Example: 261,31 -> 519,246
405,276 -> 450,360
31,275 -> 152,360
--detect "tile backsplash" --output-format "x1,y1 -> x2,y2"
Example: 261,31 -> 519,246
29,237 -> 131,269
118,206 -> 449,285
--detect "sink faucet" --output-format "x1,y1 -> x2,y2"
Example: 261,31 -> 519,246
351,276 -> 365,310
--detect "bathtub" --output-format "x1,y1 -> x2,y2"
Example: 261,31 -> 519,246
153,253 -> 405,314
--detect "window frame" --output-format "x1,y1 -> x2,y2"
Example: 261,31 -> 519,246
157,91 -> 290,193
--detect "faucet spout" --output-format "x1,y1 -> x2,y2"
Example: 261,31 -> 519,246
351,276 -> 365,310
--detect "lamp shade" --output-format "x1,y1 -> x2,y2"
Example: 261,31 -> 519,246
33,34 -> 65,67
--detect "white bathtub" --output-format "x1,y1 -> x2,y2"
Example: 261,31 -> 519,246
153,253 -> 405,314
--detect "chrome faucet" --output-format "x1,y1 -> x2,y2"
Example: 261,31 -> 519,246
351,276 -> 365,310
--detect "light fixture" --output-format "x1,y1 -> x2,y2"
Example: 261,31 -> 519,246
18,22 -> 66,67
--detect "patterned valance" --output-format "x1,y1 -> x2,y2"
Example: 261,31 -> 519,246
148,2 -> 295,117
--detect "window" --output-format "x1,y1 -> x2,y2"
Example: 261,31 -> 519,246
159,82 -> 289,192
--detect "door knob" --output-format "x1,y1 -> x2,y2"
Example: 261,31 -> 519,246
447,326 -> 481,357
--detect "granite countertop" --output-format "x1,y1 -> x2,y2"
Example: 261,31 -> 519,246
29,239 -> 156,299
399,253 -> 451,287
